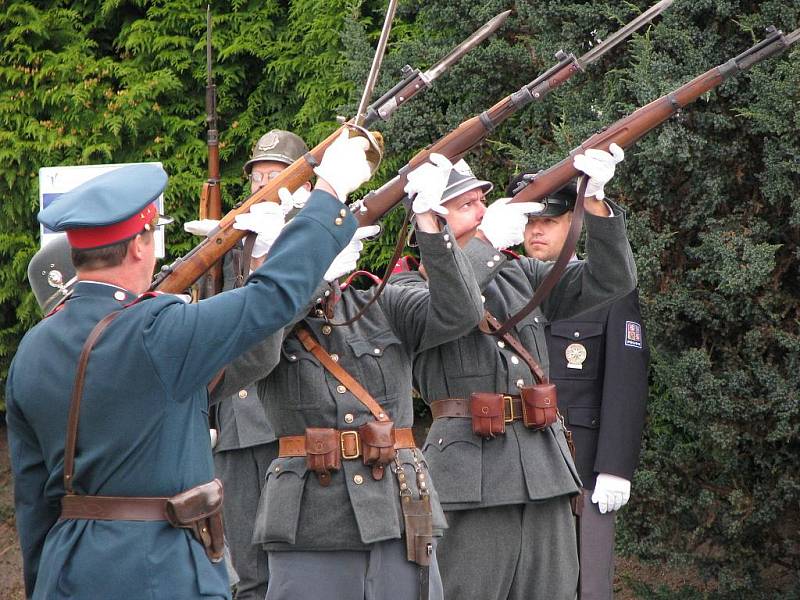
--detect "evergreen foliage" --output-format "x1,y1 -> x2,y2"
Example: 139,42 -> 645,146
1,0 -> 798,594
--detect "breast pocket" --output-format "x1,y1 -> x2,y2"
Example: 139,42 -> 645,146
346,329 -> 408,397
548,321 -> 604,381
279,337 -> 326,410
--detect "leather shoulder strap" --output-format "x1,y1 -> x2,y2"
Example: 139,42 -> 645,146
491,176 -> 588,336
479,310 -> 548,384
64,310 -> 123,494
294,324 -> 390,422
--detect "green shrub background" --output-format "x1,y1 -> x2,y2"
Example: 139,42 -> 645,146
1,0 -> 798,596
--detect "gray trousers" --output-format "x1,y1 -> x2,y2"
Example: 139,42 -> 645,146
266,539 -> 443,600
214,442 -> 279,600
437,498 -> 578,600
579,489 -> 617,600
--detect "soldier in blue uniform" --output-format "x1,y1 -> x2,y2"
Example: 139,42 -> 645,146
391,146 -> 637,599
6,134 -> 372,600
522,184 -> 649,600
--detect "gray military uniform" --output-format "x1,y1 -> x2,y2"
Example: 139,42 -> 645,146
391,205 -> 637,600
222,227 -> 483,599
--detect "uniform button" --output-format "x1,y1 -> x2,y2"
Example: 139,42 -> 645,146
330,353 -> 339,362
335,217 -> 343,226
511,356 -> 519,365
573,331 -> 580,338
353,474 -> 364,485
274,466 -> 281,473
438,438 -> 443,445
289,354 -> 297,361
493,254 -> 501,261
344,413 -> 354,424
337,385 -> 347,394
322,325 -> 332,335
486,261 -> 495,267
446,242 -> 452,249
443,234 -> 450,242
373,348 -> 381,355
591,419 -> 598,426
497,341 -> 505,348
534,317 -> 540,323
516,379 -> 524,388
339,208 -> 347,218
480,295 -> 486,303
238,389 -> 248,399
378,412 -> 386,419
324,290 -> 331,297
315,309 -> 325,317
114,290 -> 126,301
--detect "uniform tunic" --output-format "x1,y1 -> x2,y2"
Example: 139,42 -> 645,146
223,227 -> 483,553
5,192 -> 356,600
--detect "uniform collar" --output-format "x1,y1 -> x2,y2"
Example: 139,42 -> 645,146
71,280 -> 139,305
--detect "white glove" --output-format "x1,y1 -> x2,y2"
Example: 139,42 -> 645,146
278,186 -> 312,213
403,153 -> 453,215
323,225 -> 380,282
572,143 -> 624,201
313,129 -> 372,202
477,197 -> 545,250
233,202 -> 286,258
209,428 -> 218,449
591,473 -> 631,514
184,219 -> 220,237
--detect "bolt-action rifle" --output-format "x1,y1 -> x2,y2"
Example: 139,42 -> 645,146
150,10 -> 510,294
196,5 -> 223,299
490,25 -> 800,337
348,0 -> 674,227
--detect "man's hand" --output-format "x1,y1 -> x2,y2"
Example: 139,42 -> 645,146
477,198 -> 544,250
404,153 -> 453,216
313,130 -> 372,202
233,203 -> 286,258
323,225 -> 380,282
573,143 -> 625,201
591,473 -> 631,514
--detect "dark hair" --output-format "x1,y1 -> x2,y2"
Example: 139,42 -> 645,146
70,226 -> 154,270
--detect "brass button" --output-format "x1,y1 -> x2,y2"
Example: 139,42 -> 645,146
274,466 -> 281,473
339,208 -> 347,217
335,217 -> 343,226
114,290 -> 126,301
443,234 -> 450,242
289,354 -> 297,361
511,356 -> 519,365
344,413 -> 354,424
353,474 -> 364,485
322,325 -> 332,335
315,309 -> 325,317
330,353 -> 339,362
238,389 -> 248,399
336,384 -> 347,394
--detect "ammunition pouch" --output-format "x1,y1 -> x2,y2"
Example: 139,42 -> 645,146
165,479 -> 225,563
470,392 -> 506,438
304,428 -> 341,486
358,420 -> 397,468
520,383 -> 559,430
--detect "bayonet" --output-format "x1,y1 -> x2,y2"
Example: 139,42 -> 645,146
355,0 -> 400,126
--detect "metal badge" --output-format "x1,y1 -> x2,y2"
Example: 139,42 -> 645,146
47,268 -> 64,289
565,343 -> 587,370
257,131 -> 279,152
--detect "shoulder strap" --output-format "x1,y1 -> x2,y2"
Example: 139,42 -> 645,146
64,310 -> 123,494
479,310 -> 549,384
294,324 -> 390,422
491,176 -> 588,337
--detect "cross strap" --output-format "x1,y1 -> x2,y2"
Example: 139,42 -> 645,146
64,310 -> 123,494
294,324 -> 391,422
478,310 -> 548,384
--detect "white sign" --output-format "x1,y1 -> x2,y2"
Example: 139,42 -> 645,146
38,162 -> 167,258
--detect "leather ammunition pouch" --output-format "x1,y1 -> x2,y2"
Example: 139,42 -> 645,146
402,495 -> 434,566
469,392 -> 507,438
520,383 -> 558,430
304,428 -> 341,486
165,479 -> 225,563
359,419 -> 397,467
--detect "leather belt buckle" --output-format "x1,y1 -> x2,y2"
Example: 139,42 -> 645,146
504,395 -> 516,423
340,430 -> 361,459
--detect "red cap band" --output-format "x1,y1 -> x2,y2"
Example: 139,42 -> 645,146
66,203 -> 158,249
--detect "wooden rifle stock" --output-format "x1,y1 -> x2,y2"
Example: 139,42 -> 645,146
511,26 -> 799,205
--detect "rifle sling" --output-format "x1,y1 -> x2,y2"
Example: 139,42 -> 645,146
488,176 -> 588,337
294,324 -> 390,422
478,310 -> 548,384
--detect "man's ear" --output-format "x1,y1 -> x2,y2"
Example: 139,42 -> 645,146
303,181 -> 312,192
128,235 -> 145,261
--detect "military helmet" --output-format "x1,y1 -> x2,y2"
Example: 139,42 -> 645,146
506,172 -> 578,218
27,234 -> 77,313
243,130 -> 309,175
440,159 -> 494,204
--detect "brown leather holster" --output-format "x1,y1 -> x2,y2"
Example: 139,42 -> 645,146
469,392 -> 507,438
165,479 -> 225,563
519,383 -> 558,430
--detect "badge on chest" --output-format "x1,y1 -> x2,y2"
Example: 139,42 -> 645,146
565,343 -> 587,370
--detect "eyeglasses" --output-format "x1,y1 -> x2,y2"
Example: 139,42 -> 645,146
248,170 -> 283,184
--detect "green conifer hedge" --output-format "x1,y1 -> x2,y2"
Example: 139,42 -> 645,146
1,0 -> 798,595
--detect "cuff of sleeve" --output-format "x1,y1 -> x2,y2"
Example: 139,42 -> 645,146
295,189 -> 357,243
415,224 -> 457,257
584,199 -> 626,235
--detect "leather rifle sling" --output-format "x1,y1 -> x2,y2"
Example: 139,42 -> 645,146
489,176 -> 589,337
64,310 -> 123,494
294,324 -> 390,422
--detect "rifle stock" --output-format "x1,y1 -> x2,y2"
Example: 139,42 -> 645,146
511,26 -> 800,204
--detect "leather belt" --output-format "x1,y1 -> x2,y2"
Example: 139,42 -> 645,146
431,396 -> 523,423
60,494 -> 169,521
279,427 -> 416,459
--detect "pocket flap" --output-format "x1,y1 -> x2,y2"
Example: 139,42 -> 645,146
347,329 -> 402,358
166,479 -> 223,525
567,406 -> 601,429
550,321 -> 603,341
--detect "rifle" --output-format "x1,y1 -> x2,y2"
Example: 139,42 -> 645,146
348,0 -> 673,226
197,5 -> 223,298
150,10 -> 510,294
489,25 -> 800,337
